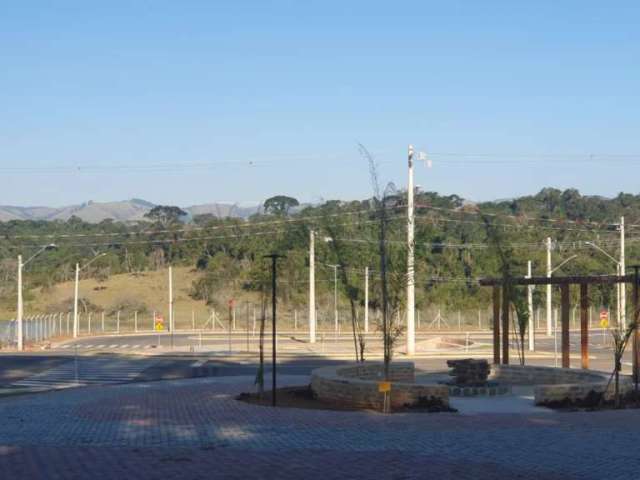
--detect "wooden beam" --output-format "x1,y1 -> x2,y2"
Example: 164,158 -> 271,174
502,285 -> 509,365
561,284 -> 570,368
493,286 -> 500,364
580,283 -> 589,369
479,275 -> 634,287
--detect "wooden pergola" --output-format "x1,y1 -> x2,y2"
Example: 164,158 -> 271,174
479,272 -> 640,379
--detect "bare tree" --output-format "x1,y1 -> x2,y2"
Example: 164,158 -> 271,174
360,144 -> 396,379
602,317 -> 638,408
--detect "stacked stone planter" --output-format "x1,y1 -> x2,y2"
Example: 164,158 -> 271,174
445,359 -> 509,397
311,362 -> 449,410
447,359 -> 490,386
488,364 -> 632,404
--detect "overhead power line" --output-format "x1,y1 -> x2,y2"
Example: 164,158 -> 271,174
0,207 -> 406,241
415,204 -> 621,230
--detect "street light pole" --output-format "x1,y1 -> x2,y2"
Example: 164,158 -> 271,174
585,240 -> 623,327
17,255 -> 23,351
546,237 -> 553,336
333,264 -> 338,334
527,260 -> 534,351
309,230 -> 316,344
16,244 -> 57,350
264,254 -> 285,407
73,263 -> 80,338
364,266 -> 369,334
546,237 -> 578,337
620,216 -> 626,328
73,253 -> 107,339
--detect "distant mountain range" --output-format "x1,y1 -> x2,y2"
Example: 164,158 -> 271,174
0,199 -> 262,223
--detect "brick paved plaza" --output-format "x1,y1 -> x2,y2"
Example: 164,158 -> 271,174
1,375 -> 639,479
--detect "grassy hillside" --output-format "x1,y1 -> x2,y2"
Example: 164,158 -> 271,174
4,267 -> 257,322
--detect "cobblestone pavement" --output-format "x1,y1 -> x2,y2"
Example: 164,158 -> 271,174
0,375 -> 639,479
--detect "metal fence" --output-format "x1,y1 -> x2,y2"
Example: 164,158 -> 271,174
0,303 -> 620,348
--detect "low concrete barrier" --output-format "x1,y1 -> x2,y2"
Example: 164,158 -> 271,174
311,362 -> 449,410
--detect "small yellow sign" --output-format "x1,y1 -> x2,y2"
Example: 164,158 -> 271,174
378,381 -> 391,393
600,319 -> 609,328
154,314 -> 165,331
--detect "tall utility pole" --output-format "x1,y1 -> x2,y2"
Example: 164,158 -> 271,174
16,255 -> 23,351
364,266 -> 369,334
168,265 -> 174,333
264,254 -> 285,407
546,237 -> 553,336
309,230 -> 316,343
620,216 -> 626,329
406,144 -> 416,355
73,263 -> 80,338
527,260 -> 534,351
15,244 -> 56,351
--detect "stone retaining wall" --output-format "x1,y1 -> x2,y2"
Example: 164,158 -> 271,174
489,364 -> 606,385
489,364 -> 632,405
311,362 -> 448,410
535,380 -> 632,404
337,362 -> 415,383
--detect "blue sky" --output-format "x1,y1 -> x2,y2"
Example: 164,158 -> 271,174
1,1 -> 640,207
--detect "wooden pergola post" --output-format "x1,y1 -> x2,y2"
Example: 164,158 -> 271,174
492,286 -> 501,364
561,284 -> 570,368
502,284 -> 509,364
480,273 -> 636,371
580,283 -> 589,369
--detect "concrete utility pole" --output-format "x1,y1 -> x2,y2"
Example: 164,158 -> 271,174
73,263 -> 80,338
309,230 -> 316,343
168,265 -> 174,332
546,237 -> 553,336
527,260 -> 534,351
620,216 -> 626,328
330,264 -> 338,334
364,266 -> 369,333
16,255 -> 23,351
406,144 -> 416,355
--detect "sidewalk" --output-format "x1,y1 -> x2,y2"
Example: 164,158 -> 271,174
0,374 -> 639,479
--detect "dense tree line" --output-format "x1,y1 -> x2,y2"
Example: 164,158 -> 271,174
1,188 -> 639,314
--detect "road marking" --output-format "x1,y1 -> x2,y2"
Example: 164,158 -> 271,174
191,360 -> 205,368
12,357 -> 158,390
109,344 -> 118,348
132,345 -> 140,349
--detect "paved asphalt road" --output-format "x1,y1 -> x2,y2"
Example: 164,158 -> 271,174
0,329 -> 630,390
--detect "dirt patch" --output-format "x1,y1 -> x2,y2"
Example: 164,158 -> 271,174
237,386 -> 456,413
236,386 -> 364,412
540,390 -> 640,412
398,395 -> 457,413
